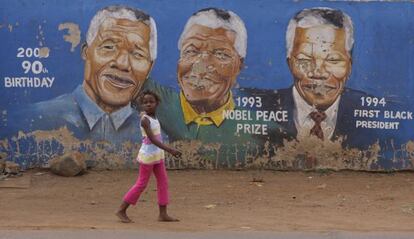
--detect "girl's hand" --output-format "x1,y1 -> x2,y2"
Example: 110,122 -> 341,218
169,148 -> 182,158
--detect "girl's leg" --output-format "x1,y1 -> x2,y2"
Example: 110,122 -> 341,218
153,162 -> 169,206
153,162 -> 178,222
116,164 -> 153,223
116,201 -> 132,223
124,163 -> 153,205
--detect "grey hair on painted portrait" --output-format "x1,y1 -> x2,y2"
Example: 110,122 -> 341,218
86,5 -> 158,61
178,8 -> 247,58
286,7 -> 354,58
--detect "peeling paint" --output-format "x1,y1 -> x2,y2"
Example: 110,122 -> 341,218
1,127 -> 140,169
0,126 -> 412,171
164,137 -> 410,171
8,24 -> 13,32
37,24 -> 46,47
58,22 -> 81,52
403,140 -> 414,165
1,110 -> 7,125
39,47 -> 50,58
264,137 -> 374,170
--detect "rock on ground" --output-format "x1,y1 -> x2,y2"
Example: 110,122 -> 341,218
5,161 -> 20,174
49,152 -> 87,177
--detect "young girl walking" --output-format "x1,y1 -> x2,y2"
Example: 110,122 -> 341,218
116,90 -> 181,223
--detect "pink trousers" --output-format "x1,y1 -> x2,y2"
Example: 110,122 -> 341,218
123,161 -> 169,206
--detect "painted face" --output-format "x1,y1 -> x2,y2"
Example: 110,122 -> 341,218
83,18 -> 153,111
178,24 -> 242,111
288,25 -> 352,110
141,94 -> 158,115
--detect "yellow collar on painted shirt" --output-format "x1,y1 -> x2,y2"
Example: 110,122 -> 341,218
180,91 -> 235,127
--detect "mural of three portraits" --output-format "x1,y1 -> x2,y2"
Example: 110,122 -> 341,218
1,0 -> 413,170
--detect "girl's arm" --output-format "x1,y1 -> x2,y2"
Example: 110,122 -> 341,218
141,117 -> 181,157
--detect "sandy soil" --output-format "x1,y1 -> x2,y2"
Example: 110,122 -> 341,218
1,169 -> 414,232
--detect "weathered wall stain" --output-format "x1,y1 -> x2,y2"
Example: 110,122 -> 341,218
58,22 -> 81,52
166,138 -> 411,171
1,127 -> 412,170
1,128 -> 140,169
37,24 -> 46,47
39,47 -> 50,58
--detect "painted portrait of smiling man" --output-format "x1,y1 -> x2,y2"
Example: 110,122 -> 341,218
177,8 -> 246,127
288,23 -> 352,111
83,15 -> 153,113
6,5 -> 158,144
145,8 -> 274,143
270,7 -> 394,150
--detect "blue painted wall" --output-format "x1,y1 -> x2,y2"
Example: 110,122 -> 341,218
1,0 -> 413,170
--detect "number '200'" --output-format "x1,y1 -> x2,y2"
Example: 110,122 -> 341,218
17,47 -> 40,58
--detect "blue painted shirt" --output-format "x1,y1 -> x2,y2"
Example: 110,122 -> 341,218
3,85 -> 141,144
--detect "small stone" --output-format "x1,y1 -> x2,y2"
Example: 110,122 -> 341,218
317,183 -> 327,189
252,178 -> 264,183
204,204 -> 217,209
5,161 -> 20,174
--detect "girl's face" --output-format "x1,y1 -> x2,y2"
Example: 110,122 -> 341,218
141,94 -> 158,114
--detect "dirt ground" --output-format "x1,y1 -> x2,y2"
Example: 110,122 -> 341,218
1,169 -> 414,232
